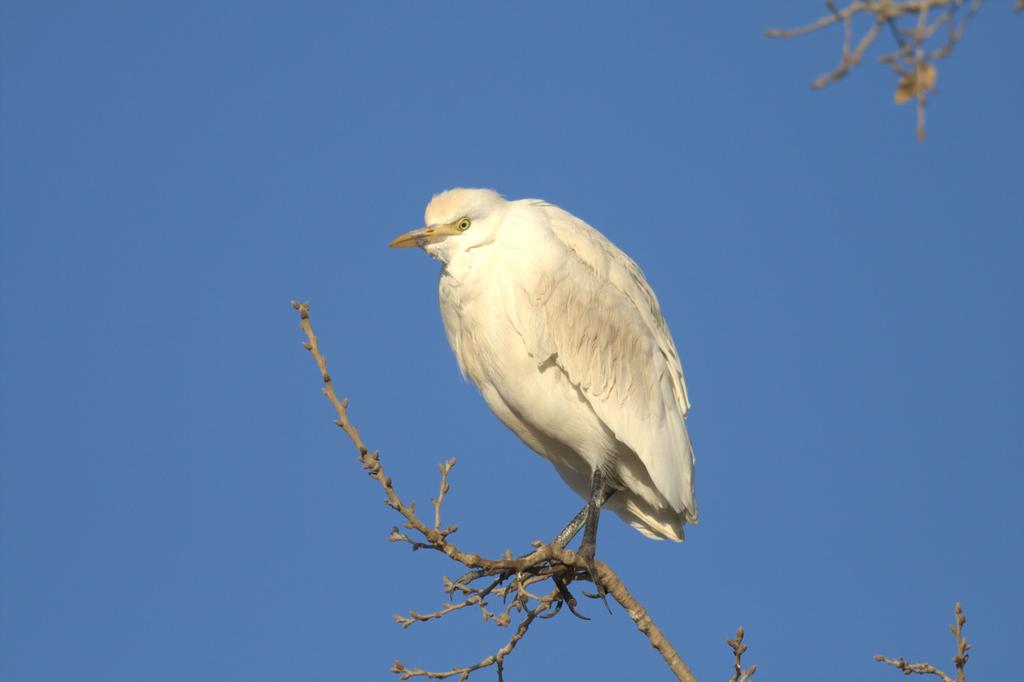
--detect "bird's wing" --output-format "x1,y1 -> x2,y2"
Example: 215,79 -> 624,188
508,201 -> 696,521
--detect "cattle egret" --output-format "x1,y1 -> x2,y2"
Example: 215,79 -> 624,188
390,188 -> 697,565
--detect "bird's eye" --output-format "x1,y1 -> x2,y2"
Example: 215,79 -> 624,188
457,218 -> 471,231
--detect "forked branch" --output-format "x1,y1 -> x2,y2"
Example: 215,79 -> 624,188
767,1 -> 1014,140
875,602 -> 971,681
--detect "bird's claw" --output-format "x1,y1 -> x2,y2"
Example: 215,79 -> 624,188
553,575 -> 590,621
575,541 -> 611,613
449,568 -> 487,596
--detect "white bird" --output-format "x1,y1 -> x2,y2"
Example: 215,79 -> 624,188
390,188 -> 697,562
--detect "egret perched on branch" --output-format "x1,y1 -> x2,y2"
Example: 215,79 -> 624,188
390,188 -> 697,565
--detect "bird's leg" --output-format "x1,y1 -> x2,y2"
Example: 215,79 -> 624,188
551,505 -> 588,548
576,468 -> 608,600
550,488 -> 617,548
546,482 -> 615,620
577,468 -> 607,559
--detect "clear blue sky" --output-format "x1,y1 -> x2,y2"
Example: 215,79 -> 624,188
2,2 -> 1021,680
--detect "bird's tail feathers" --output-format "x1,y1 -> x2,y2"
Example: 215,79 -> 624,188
610,494 -> 687,542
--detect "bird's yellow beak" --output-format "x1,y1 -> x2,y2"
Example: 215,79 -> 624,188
388,223 -> 463,249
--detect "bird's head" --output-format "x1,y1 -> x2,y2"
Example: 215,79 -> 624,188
389,188 -> 507,263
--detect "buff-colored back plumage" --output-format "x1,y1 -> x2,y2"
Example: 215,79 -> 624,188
510,200 -> 697,525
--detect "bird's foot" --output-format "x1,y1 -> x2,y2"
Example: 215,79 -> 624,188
552,574 -> 590,620
575,540 -> 611,613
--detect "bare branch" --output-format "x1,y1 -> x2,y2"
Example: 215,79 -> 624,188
768,0 -> 1017,140
875,602 -> 971,682
290,300 -> 697,682
392,589 -> 557,681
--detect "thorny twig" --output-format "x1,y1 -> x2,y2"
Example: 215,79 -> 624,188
727,626 -> 757,682
767,1 -> 1015,140
875,602 -> 971,682
291,300 -> 697,682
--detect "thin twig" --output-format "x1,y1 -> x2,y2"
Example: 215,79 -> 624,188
875,602 -> 971,682
433,458 -> 455,531
392,590 -> 557,681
